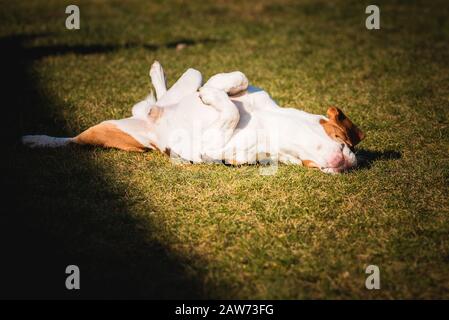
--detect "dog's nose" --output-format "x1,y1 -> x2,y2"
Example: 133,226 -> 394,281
327,152 -> 345,168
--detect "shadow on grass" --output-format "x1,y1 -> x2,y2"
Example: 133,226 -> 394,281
356,149 -> 402,169
0,34 -> 205,299
13,35 -> 220,59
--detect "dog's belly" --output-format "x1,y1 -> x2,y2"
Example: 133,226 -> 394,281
159,90 -> 302,165
157,93 -> 221,161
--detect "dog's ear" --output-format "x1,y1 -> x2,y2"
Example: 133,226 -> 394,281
149,106 -> 164,121
320,107 -> 365,147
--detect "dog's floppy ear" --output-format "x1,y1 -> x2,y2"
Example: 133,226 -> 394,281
148,106 -> 164,121
320,107 -> 365,147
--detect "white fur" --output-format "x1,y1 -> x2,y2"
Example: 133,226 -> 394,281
131,91 -> 155,118
203,71 -> 248,95
149,60 -> 167,100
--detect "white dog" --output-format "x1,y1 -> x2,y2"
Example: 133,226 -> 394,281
22,61 -> 365,173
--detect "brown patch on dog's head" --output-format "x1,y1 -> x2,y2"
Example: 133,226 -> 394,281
319,107 -> 365,148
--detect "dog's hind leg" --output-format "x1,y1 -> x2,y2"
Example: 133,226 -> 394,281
149,60 -> 167,100
152,65 -> 202,107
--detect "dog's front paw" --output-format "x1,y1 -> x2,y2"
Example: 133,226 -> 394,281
203,71 -> 249,96
227,71 -> 249,96
199,86 -> 228,106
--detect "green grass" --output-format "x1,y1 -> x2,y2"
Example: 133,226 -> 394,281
1,0 -> 449,299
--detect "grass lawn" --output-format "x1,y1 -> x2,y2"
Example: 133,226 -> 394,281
1,0 -> 448,299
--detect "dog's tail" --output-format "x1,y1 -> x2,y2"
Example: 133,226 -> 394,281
21,135 -> 73,148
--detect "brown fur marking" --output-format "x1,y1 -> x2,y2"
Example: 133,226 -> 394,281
320,107 -> 365,147
302,159 -> 320,168
73,122 -> 146,152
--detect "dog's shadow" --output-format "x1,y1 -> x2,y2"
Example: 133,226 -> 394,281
355,148 -> 402,170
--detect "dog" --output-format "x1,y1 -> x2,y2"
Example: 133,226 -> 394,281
22,61 -> 365,173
